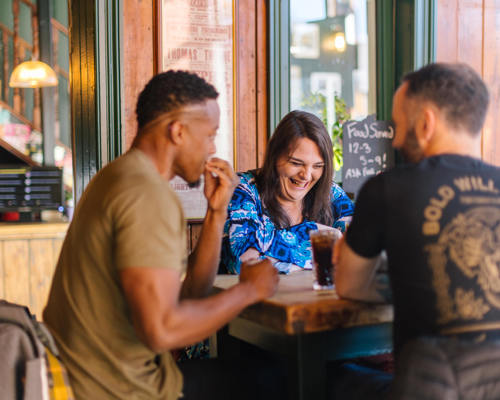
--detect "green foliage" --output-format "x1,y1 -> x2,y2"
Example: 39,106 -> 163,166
301,92 -> 351,172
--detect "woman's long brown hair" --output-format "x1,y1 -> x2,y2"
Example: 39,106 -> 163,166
255,110 -> 334,228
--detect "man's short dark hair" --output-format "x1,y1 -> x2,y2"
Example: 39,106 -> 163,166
402,63 -> 489,135
136,70 -> 219,129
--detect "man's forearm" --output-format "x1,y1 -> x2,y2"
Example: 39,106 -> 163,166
170,283 -> 256,348
182,208 -> 226,298
141,281 -> 260,353
335,240 -> 391,303
339,267 -> 391,303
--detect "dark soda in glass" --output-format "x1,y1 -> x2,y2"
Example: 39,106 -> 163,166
310,229 -> 341,290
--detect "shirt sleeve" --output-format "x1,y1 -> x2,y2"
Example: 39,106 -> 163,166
345,174 -> 385,258
330,183 -> 355,232
113,182 -> 186,272
221,175 -> 273,273
266,221 -> 317,270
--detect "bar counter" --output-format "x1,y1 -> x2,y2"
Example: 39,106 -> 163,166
0,222 -> 68,319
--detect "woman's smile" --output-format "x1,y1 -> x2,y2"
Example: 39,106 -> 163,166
277,137 -> 324,204
289,177 -> 310,189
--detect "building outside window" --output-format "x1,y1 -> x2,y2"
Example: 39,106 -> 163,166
289,0 -> 377,179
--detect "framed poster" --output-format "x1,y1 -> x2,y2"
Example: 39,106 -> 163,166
156,0 -> 235,220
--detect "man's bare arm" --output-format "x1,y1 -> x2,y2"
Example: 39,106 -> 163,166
182,158 -> 239,298
121,258 -> 278,353
334,236 -> 391,303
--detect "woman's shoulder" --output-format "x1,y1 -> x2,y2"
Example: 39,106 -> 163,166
230,170 -> 261,207
329,181 -> 345,195
237,169 -> 258,186
235,170 -> 260,194
329,181 -> 354,204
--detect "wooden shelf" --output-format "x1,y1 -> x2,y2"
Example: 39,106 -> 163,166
0,137 -> 40,166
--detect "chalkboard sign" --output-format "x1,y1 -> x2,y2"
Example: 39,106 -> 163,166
342,114 -> 395,195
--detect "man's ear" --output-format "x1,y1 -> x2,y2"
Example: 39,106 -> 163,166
415,106 -> 436,147
166,120 -> 184,145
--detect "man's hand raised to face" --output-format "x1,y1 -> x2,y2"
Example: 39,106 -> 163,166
204,157 -> 240,215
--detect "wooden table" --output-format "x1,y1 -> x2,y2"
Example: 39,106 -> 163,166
211,270 -> 393,400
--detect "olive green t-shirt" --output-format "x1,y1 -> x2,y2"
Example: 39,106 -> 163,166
44,149 -> 187,399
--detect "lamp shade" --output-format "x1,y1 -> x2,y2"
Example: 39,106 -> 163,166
9,61 -> 58,88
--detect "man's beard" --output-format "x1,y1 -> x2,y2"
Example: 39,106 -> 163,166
401,127 -> 424,163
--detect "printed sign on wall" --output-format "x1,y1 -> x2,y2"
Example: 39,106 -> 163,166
159,0 -> 234,219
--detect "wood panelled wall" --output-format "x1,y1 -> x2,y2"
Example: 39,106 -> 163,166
234,1 -> 268,171
0,223 -> 67,319
122,0 -> 154,150
436,0 -> 500,166
123,1 -> 268,171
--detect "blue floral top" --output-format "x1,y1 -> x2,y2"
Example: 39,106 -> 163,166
221,171 -> 354,274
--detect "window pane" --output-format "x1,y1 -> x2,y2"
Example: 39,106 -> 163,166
23,49 -> 34,122
51,0 -> 69,27
19,2 -> 33,46
290,0 -> 376,124
0,0 -> 14,31
57,30 -> 69,73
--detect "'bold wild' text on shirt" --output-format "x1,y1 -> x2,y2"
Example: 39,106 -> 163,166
423,176 -> 499,236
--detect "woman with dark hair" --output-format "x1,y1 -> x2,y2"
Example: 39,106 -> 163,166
221,110 -> 354,274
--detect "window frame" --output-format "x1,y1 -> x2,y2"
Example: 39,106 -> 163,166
269,0 -> 436,130
69,0 -> 123,202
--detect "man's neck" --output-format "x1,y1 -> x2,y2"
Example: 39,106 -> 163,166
424,129 -> 481,159
131,135 -> 175,180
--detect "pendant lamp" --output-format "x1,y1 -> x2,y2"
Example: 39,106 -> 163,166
9,60 -> 58,88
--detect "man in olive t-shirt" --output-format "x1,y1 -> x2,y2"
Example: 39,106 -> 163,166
43,71 -> 279,399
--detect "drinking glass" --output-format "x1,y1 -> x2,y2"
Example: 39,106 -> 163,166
310,229 -> 342,290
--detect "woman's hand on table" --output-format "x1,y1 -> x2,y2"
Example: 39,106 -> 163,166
239,258 -> 279,302
239,248 -> 260,263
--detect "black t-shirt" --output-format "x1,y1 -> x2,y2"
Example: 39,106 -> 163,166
346,154 -> 500,352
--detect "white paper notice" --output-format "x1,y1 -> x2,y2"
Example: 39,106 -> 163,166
161,0 -> 234,164
170,175 -> 207,220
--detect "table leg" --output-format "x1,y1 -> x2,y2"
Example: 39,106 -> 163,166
210,325 -> 242,359
288,334 -> 327,400
218,318 -> 392,399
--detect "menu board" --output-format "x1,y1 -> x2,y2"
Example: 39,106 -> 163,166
160,0 -> 233,220
342,114 -> 395,195
0,166 -> 63,211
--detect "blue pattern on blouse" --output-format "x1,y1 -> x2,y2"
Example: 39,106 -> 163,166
221,171 -> 354,274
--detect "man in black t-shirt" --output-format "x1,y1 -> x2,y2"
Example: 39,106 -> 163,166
334,63 -> 500,356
